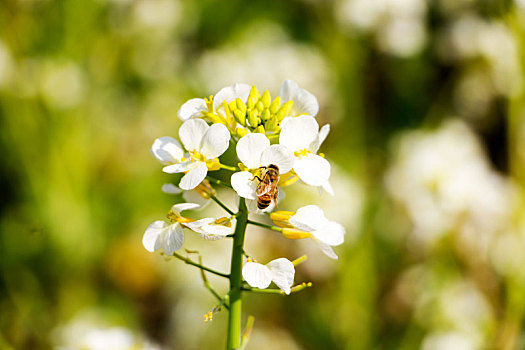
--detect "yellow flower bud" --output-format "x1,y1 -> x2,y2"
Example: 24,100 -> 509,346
269,96 -> 281,114
261,109 -> 271,122
255,125 -> 265,133
265,115 -> 278,131
236,98 -> 247,114
247,86 -> 259,108
256,100 -> 264,113
234,109 -> 246,126
261,90 -> 271,108
282,228 -> 311,240
236,127 -> 249,138
270,211 -> 295,222
277,101 -> 293,120
248,110 -> 260,128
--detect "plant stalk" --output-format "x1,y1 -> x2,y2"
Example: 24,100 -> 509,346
226,197 -> 248,349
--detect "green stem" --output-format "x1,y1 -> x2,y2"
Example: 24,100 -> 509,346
206,176 -> 233,189
172,252 -> 230,279
227,197 -> 248,350
241,282 -> 313,294
247,220 -> 283,233
211,195 -> 235,215
199,256 -> 230,310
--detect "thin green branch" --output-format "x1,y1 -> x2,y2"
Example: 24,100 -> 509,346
247,220 -> 283,233
239,316 -> 255,350
220,163 -> 239,171
211,195 -> 235,215
241,282 -> 313,295
206,176 -> 233,189
172,252 -> 230,279
199,256 -> 230,310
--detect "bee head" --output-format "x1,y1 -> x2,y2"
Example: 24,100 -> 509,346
268,164 -> 279,171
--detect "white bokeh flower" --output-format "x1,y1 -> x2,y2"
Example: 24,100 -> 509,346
162,119 -> 230,190
279,79 -> 319,117
242,258 -> 295,295
279,115 -> 332,193
231,133 -> 294,202
142,203 -> 200,255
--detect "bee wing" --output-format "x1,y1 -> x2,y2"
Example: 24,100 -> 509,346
256,183 -> 272,196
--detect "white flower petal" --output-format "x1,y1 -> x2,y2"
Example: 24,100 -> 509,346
260,145 -> 295,174
143,220 -> 167,252
213,83 -> 252,111
171,202 -> 201,215
178,98 -> 207,121
162,160 -> 193,174
151,137 -> 184,164
183,190 -> 210,209
179,119 -> 209,151
162,223 -> 185,255
315,240 -> 339,260
162,183 -> 182,194
294,154 -> 331,187
183,217 -> 214,234
242,262 -> 272,289
279,115 -> 319,151
290,205 -> 328,232
311,124 -> 330,154
200,123 -> 230,159
236,133 -> 270,169
179,162 -> 208,190
267,258 -> 295,295
279,80 -> 319,117
231,171 -> 257,200
311,221 -> 345,246
321,180 -> 334,196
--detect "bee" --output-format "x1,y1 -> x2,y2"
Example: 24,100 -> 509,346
255,164 -> 280,210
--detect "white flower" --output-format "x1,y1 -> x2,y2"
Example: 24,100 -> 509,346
289,205 -> 345,259
177,83 -> 251,121
184,217 -> 234,240
231,133 -> 294,201
279,115 -> 332,193
142,203 -> 200,255
279,80 -> 319,117
242,258 -> 295,295
163,119 -> 230,190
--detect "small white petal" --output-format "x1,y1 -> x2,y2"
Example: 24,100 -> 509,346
290,205 -> 328,232
151,137 -> 184,164
315,240 -> 339,260
213,83 -> 252,111
179,162 -> 208,190
179,119 -> 209,151
143,220 -> 167,252
311,124 -> 330,154
162,223 -> 185,255
311,221 -> 345,246
279,115 -> 319,151
162,183 -> 182,194
236,133 -> 270,169
162,160 -> 193,174
171,202 -> 201,216
279,80 -> 319,117
183,190 -> 210,209
231,171 -> 257,200
321,180 -> 334,196
178,98 -> 207,121
200,123 -> 230,159
242,262 -> 272,289
267,258 -> 295,295
294,154 -> 331,186
260,145 -> 295,174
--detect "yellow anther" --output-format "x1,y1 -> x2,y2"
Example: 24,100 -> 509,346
221,101 -> 231,124
205,112 -> 225,125
189,150 -> 206,162
294,149 -> 310,157
292,255 -> 308,266
204,95 -> 214,112
214,217 -> 231,227
282,228 -> 312,240
176,216 -> 195,224
261,90 -> 271,108
204,311 -> 213,322
279,173 -> 299,187
319,153 -> 325,158
194,179 -> 216,199
269,96 -> 281,114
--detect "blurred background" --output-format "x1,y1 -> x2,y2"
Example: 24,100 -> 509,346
1,0 -> 525,349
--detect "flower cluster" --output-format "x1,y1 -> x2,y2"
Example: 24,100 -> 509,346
144,80 -> 345,296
